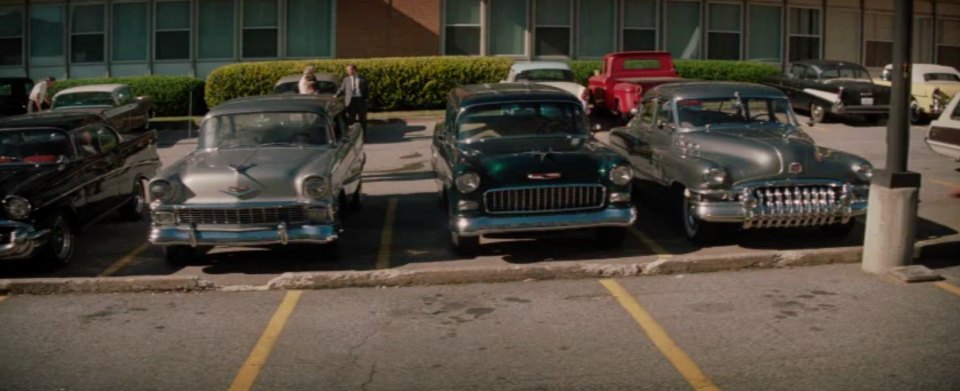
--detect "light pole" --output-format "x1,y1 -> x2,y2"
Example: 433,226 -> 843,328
862,0 -> 922,274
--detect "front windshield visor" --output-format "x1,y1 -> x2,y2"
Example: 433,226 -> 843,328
456,101 -> 588,142
200,111 -> 330,149
676,97 -> 798,129
0,128 -> 73,164
53,92 -> 114,108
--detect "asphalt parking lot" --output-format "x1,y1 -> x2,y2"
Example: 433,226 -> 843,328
0,114 -> 957,285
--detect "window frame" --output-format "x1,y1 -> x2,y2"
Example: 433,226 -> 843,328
29,3 -> 66,66
936,17 -> 960,68
196,0 -> 237,61
705,1 -> 742,60
110,1 -> 150,63
285,0 -> 336,59
663,0 -> 703,60
0,6 -> 25,67
621,0 -> 658,52
443,0 -> 483,56
576,0 -> 617,59
153,0 -> 192,62
746,3 -> 782,64
532,0 -> 573,59
69,3 -> 106,64
787,6 -> 822,62
863,11 -> 893,69
240,0 -> 280,60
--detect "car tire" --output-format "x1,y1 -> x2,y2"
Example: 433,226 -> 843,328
819,221 -> 856,239
450,231 -> 479,258
163,245 -> 194,266
809,103 -> 828,124
118,179 -> 147,221
681,193 -> 718,245
595,227 -> 627,248
349,181 -> 363,212
38,213 -> 76,268
909,100 -> 924,125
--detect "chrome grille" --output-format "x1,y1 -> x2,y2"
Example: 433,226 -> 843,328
484,185 -> 605,214
175,206 -> 308,225
747,185 -> 847,228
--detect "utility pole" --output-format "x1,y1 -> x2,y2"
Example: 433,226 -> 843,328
862,0 -> 922,274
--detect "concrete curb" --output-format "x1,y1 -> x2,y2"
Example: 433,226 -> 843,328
0,276 -> 215,295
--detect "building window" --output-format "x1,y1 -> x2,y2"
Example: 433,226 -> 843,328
287,0 -> 333,58
788,7 -> 820,62
242,0 -> 278,58
825,8 -> 859,63
748,5 -> 780,63
0,7 -> 23,66
623,0 -> 656,51
30,4 -> 64,66
938,19 -> 960,70
534,0 -> 571,57
113,3 -> 147,61
155,1 -> 190,60
445,0 -> 480,55
666,1 -> 701,59
864,12 -> 892,68
578,0 -> 615,58
198,0 -> 234,59
707,3 -> 740,60
71,4 -> 105,63
914,17 -> 933,63
488,0 -> 527,56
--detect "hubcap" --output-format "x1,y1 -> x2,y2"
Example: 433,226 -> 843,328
133,183 -> 145,214
52,220 -> 73,261
812,105 -> 823,122
683,197 -> 699,238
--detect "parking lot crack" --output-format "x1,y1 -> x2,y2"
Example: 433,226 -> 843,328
360,363 -> 377,391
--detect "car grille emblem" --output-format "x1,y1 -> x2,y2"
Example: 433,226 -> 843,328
221,185 -> 258,198
527,172 -> 562,180
788,162 -> 803,174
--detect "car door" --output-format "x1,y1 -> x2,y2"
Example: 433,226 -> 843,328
432,101 -> 458,191
72,126 -> 115,221
782,65 -> 806,108
613,99 -> 658,180
334,113 -> 362,197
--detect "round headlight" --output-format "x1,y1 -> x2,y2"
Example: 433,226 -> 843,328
3,196 -> 31,220
303,177 -> 329,198
149,180 -> 174,203
703,167 -> 727,187
853,163 -> 873,182
455,172 -> 481,193
609,165 -> 633,186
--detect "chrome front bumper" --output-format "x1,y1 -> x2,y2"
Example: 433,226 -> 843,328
149,223 -> 337,247
452,207 -> 637,237
0,221 -> 49,260
691,184 -> 868,229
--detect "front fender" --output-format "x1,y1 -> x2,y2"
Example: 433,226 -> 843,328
660,154 -> 725,191
612,83 -> 642,114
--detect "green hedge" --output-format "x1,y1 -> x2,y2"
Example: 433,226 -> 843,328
50,76 -> 205,117
566,59 -> 781,86
205,56 -> 513,110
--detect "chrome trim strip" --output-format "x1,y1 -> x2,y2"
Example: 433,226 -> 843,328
454,207 -> 636,237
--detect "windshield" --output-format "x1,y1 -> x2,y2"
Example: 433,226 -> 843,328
515,69 -> 575,83
819,65 -> 872,81
457,102 -> 588,142
924,73 -> 960,82
676,98 -> 797,129
0,129 -> 72,164
53,92 -> 115,108
200,111 -> 330,149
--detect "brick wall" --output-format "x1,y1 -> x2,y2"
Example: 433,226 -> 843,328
336,0 -> 442,58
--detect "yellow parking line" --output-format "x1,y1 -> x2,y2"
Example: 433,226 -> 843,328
600,279 -> 720,391
99,242 -> 151,277
929,179 -> 960,191
375,198 -> 398,270
934,281 -> 960,298
630,228 -> 673,258
228,290 -> 303,391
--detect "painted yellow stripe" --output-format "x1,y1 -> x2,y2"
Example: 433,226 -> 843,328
376,198 -> 398,270
228,290 -> 303,391
600,279 -> 720,391
99,242 -> 151,277
630,228 -> 673,258
934,281 -> 960,298
929,179 -> 960,191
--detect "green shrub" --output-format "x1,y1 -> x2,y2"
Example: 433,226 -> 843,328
566,59 -> 780,85
50,75 -> 205,117
205,56 -> 513,110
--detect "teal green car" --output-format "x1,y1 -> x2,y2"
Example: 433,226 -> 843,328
431,84 -> 637,256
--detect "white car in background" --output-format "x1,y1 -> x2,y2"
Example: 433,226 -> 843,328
926,94 -> 960,161
503,62 -> 589,111
878,63 -> 960,124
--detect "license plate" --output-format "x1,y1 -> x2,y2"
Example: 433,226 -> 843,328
861,97 -> 874,106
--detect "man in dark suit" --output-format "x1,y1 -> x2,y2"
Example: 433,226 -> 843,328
336,64 -> 369,141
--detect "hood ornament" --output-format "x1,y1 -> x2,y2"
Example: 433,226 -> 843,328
527,172 -> 562,180
788,162 -> 804,174
220,185 -> 259,199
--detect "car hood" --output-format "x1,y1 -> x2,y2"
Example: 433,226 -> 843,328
689,127 -> 869,185
170,147 -> 335,204
456,136 -> 622,188
0,165 -> 61,197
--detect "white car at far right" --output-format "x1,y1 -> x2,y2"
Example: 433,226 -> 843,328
927,94 -> 960,161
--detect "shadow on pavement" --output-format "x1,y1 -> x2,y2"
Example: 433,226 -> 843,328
367,119 -> 428,144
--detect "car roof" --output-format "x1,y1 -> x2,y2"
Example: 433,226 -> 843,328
647,81 -> 786,100
790,60 -> 866,70
0,111 -> 104,130
451,83 -> 582,108
54,84 -> 125,96
206,94 -> 343,117
909,63 -> 960,75
510,62 -> 571,72
275,73 -> 341,86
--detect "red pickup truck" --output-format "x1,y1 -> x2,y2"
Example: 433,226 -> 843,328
587,51 -> 681,121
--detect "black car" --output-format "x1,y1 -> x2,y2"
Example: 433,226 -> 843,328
767,60 -> 890,124
0,78 -> 33,117
0,112 -> 161,266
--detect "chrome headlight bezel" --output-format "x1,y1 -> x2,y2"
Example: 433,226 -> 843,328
455,172 -> 481,193
3,196 -> 31,220
702,167 -> 728,187
609,165 -> 633,186
303,176 -> 330,199
853,163 -> 873,182
149,180 -> 175,203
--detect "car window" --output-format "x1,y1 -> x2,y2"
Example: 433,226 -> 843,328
676,97 -> 797,128
76,128 -> 101,157
0,129 -> 72,164
456,102 -> 588,142
952,98 -> 960,121
924,73 -> 960,82
54,92 -> 116,108
802,67 -> 818,81
117,87 -> 133,104
0,82 -> 11,96
637,100 -> 656,127
820,64 -> 871,80
200,111 -> 330,149
657,101 -> 674,128
790,65 -> 804,78
515,69 -> 575,82
97,126 -> 119,153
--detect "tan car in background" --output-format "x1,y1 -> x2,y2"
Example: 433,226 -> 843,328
878,63 -> 960,124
